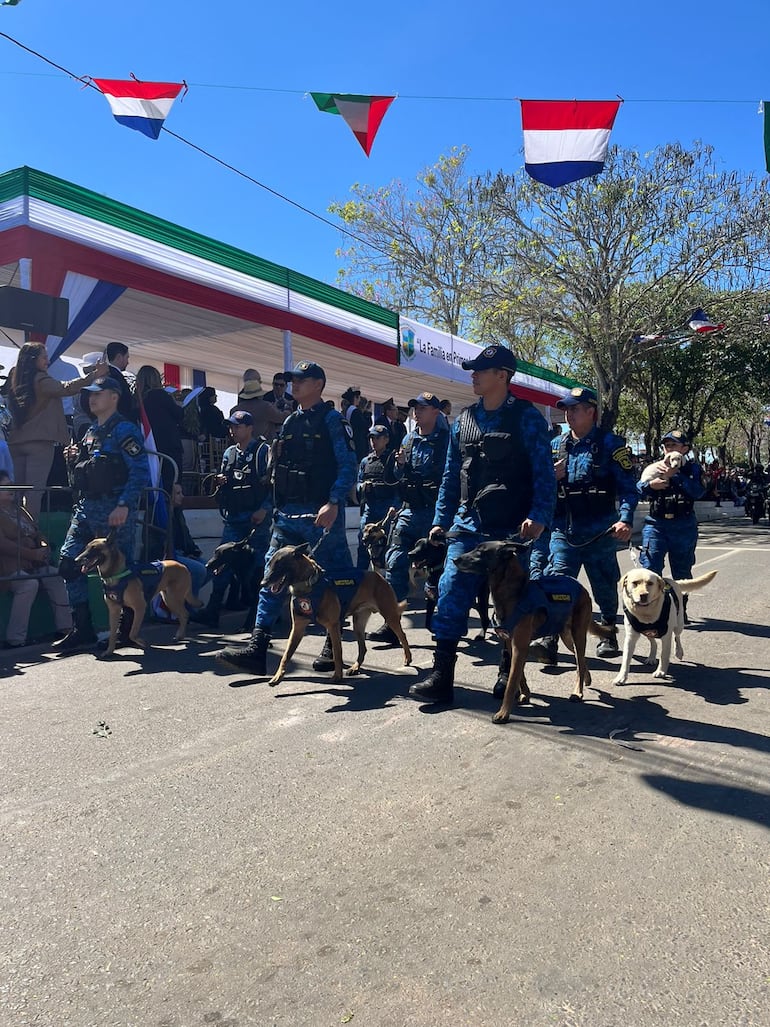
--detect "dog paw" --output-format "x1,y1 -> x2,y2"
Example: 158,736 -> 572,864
267,676 -> 281,688
569,692 -> 583,703
652,670 -> 674,681
491,710 -> 510,724
611,675 -> 627,686
346,665 -> 362,676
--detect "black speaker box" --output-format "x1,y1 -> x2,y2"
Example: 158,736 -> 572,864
0,286 -> 70,336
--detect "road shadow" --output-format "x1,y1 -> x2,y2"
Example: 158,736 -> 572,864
642,773 -> 770,829
687,616 -> 770,639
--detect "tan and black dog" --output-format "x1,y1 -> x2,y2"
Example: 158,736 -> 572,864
454,540 -> 614,723
76,532 -> 202,655
261,542 -> 411,686
360,506 -> 398,571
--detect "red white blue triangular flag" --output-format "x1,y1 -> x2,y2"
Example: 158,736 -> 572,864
93,78 -> 186,139
520,99 -> 622,187
688,308 -> 725,333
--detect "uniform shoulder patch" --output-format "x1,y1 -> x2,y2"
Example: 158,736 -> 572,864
612,445 -> 633,471
121,436 -> 144,458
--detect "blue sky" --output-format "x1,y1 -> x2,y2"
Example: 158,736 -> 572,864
3,0 -> 770,291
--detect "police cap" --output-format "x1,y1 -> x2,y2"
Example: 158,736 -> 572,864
662,428 -> 691,447
369,424 -> 390,438
227,410 -> 254,427
556,387 -> 599,409
461,344 -> 517,373
408,392 -> 441,409
83,376 -> 123,394
285,360 -> 326,384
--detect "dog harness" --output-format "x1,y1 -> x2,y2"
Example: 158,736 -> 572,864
624,588 -> 680,638
499,574 -> 583,640
291,568 -> 368,622
100,561 -> 165,605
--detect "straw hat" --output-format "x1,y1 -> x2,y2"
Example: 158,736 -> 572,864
239,378 -> 265,399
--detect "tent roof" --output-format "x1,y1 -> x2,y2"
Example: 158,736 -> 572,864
0,166 -> 581,412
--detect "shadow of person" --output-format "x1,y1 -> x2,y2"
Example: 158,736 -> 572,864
642,773 -> 770,828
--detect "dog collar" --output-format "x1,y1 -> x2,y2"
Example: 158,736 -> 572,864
100,568 -> 134,587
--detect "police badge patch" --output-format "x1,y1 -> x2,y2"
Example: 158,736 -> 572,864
121,437 -> 143,457
612,446 -> 633,471
482,346 -> 497,357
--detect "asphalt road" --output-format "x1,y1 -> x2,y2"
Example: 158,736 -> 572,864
1,513 -> 769,1027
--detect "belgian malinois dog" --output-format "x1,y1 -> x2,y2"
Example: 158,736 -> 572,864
261,543 -> 412,686
454,540 -> 613,723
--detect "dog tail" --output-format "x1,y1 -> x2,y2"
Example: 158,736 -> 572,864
675,570 -> 717,592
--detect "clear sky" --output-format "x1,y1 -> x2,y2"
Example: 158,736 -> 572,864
3,0 -> 770,291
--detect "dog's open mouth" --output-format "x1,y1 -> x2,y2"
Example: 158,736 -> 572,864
266,575 -> 287,594
78,558 -> 100,574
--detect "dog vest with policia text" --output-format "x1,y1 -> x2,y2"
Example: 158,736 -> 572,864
291,569 -> 368,623
99,561 -> 165,605
624,588 -> 680,638
272,405 -> 337,507
499,574 -> 584,640
457,397 -> 532,533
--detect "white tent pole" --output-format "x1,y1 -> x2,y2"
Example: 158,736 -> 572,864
282,329 -> 293,372
19,257 -> 32,290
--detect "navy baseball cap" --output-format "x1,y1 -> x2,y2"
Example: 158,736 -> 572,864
369,424 -> 390,438
461,344 -> 517,373
227,410 -> 254,427
556,387 -> 599,410
285,360 -> 326,384
83,376 -> 123,394
408,392 -> 441,409
662,429 -> 691,447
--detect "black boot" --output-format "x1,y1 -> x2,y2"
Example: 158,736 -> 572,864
215,628 -> 270,676
596,622 -> 621,658
96,607 -> 135,652
409,640 -> 456,704
493,648 -> 511,699
53,603 -> 97,655
367,621 -> 399,644
528,635 -> 558,666
189,595 -> 223,627
312,633 -> 335,672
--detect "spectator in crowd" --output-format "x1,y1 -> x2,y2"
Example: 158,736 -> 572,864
197,387 -> 229,439
375,398 -> 407,453
342,387 -> 370,463
104,342 -> 137,421
191,411 -> 272,628
53,376 -> 150,654
73,352 -> 105,442
263,373 -> 297,415
5,343 -> 108,518
0,471 -> 71,648
216,360 -> 357,676
439,399 -> 453,425
134,365 -> 184,498
233,372 -> 284,442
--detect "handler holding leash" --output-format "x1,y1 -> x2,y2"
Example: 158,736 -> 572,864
356,424 -> 398,570
409,345 -> 556,706
368,392 -> 449,643
636,428 -> 705,621
530,387 -> 638,665
216,360 -> 357,677
53,377 -> 150,654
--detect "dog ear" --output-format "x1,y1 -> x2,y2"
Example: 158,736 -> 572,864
105,528 -> 118,545
293,542 -> 310,557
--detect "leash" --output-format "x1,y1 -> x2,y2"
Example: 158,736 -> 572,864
281,512 -> 330,558
563,524 -> 616,549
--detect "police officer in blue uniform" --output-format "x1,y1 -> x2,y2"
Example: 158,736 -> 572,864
408,345 -> 556,705
637,429 -> 705,620
356,424 -> 398,569
54,377 -> 151,654
368,392 -> 449,643
216,360 -> 357,676
191,410 -> 272,627
530,387 -> 638,665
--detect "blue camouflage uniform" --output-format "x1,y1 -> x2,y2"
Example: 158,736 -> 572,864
431,396 -> 556,642
637,457 -> 704,578
546,426 -> 638,624
385,423 -> 450,601
59,413 -> 151,605
356,448 -> 398,569
212,437 -> 273,601
254,401 -> 357,633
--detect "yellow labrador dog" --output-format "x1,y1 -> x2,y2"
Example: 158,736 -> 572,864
613,567 -> 717,685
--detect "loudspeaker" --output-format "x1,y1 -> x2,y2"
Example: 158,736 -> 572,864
0,286 -> 70,337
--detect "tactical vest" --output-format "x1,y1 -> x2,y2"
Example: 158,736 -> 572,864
648,463 -> 697,520
220,441 -> 269,518
399,432 -> 446,510
554,429 -> 616,519
457,398 -> 532,533
73,416 -> 129,499
273,406 -> 336,507
360,453 -> 396,506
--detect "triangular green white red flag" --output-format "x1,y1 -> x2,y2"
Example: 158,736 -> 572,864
310,92 -> 395,156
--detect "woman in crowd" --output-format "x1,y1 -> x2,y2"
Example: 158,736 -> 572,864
0,471 -> 71,648
134,365 -> 184,498
5,343 -> 107,517
197,387 -> 229,440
